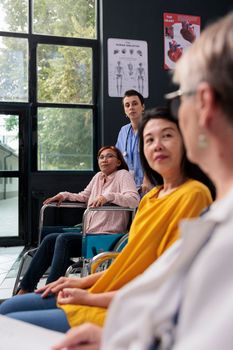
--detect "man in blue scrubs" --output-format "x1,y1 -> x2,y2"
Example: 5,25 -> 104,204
116,89 -> 152,194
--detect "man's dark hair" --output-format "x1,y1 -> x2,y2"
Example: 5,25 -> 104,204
122,89 -> 144,105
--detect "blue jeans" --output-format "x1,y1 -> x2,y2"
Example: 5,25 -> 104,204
0,293 -> 70,332
19,231 -> 82,291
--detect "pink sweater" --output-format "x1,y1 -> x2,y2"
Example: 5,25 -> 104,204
60,169 -> 139,234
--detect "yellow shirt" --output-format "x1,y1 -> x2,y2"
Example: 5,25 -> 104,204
60,179 -> 212,327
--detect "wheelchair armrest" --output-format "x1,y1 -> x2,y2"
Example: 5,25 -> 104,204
38,202 -> 87,244
90,251 -> 119,274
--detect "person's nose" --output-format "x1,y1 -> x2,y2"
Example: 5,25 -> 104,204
153,138 -> 163,151
129,104 -> 134,110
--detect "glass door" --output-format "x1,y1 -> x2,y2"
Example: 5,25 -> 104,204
0,105 -> 30,246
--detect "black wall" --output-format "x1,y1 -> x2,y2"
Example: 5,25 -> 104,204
99,0 -> 233,145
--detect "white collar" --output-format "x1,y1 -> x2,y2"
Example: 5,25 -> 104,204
204,186 -> 233,223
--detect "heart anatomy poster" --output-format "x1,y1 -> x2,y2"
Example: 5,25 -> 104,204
164,12 -> 201,70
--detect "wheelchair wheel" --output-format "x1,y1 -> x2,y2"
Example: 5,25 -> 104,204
113,233 -> 128,252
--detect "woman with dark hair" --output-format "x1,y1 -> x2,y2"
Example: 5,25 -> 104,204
0,108 -> 212,334
139,107 -> 215,197
16,146 -> 139,294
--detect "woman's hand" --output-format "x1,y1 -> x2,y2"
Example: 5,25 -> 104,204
57,286 -> 116,308
52,323 -> 102,350
89,195 -> 107,207
57,288 -> 90,305
36,273 -> 104,298
43,193 -> 64,206
35,277 -> 83,298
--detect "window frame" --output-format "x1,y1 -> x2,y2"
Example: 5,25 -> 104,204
0,0 -> 99,173
30,34 -> 99,172
0,0 -> 99,245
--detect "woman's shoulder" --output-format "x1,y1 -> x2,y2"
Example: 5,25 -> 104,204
180,179 -> 212,198
115,169 -> 137,185
115,169 -> 130,177
185,179 -> 210,190
91,171 -> 102,181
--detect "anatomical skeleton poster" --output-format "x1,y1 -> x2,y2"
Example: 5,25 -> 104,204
108,38 -> 148,97
164,12 -> 201,70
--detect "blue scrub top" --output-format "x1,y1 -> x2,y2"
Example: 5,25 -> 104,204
116,123 -> 144,188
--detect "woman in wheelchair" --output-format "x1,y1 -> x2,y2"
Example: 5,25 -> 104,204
16,146 -> 140,295
0,107 -> 213,333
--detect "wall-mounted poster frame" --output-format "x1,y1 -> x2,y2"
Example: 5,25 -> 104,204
164,12 -> 201,70
108,38 -> 148,97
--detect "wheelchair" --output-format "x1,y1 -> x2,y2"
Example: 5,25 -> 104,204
12,202 -> 136,295
88,232 -> 129,274
65,214 -> 130,277
63,205 -> 135,277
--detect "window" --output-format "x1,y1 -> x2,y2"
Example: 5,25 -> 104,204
38,107 -> 93,170
37,44 -> 92,104
0,37 -> 28,102
33,0 -> 96,39
0,0 -> 97,171
0,176 -> 19,237
0,0 -> 28,33
0,0 -> 96,38
0,114 -> 19,171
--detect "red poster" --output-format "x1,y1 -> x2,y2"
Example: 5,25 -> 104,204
164,12 -> 201,70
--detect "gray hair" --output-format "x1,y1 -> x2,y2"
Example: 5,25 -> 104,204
173,12 -> 233,120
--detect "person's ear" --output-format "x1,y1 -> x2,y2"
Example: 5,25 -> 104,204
196,82 -> 216,129
117,160 -> 121,167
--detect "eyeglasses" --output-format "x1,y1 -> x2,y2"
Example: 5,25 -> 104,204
164,89 -> 196,119
98,153 -> 117,160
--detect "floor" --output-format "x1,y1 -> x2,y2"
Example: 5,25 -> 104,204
0,246 -> 47,302
0,246 -> 73,302
0,246 -> 24,300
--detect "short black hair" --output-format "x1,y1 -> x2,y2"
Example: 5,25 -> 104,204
122,89 -> 144,106
138,107 -> 215,198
